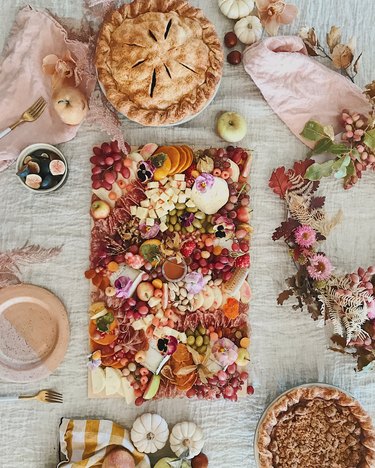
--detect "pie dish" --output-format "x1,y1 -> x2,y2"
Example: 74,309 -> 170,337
256,385 -> 375,468
95,0 -> 223,126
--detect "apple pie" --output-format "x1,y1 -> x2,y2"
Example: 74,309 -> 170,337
257,385 -> 375,468
95,0 -> 223,126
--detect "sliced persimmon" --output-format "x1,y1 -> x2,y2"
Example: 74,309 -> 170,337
173,146 -> 188,174
180,145 -> 194,172
89,317 -> 119,345
157,146 -> 180,175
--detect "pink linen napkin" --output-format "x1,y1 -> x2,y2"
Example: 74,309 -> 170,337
0,6 -> 95,171
242,36 -> 371,148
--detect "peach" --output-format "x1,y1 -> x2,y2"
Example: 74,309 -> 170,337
102,448 -> 135,468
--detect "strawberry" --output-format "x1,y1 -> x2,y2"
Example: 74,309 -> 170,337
181,240 -> 196,257
234,254 -> 250,268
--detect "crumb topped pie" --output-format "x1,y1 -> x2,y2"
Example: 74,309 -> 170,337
257,386 -> 375,468
95,0 -> 223,126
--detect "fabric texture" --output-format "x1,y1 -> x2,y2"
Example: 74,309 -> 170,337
58,418 -> 149,467
0,1 -> 374,468
242,36 -> 371,148
0,6 -> 95,171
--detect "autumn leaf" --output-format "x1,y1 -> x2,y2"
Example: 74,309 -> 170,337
332,44 -> 354,69
326,26 -> 341,53
277,289 -> 294,305
364,80 -> 375,102
269,166 -> 292,198
310,196 -> 326,209
303,41 -> 319,57
291,159 -> 315,177
353,53 -> 362,74
272,218 -> 300,241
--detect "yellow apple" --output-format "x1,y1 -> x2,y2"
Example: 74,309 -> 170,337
217,111 -> 247,143
53,86 -> 88,125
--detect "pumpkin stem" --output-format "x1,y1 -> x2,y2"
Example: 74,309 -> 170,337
147,432 -> 155,440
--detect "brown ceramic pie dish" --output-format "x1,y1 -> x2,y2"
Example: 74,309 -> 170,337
95,0 -> 223,126
255,384 -> 375,468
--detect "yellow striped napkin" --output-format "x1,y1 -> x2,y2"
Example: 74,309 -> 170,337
58,419 -> 150,467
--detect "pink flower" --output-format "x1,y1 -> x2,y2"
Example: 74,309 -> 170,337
294,225 -> 317,248
307,254 -> 333,281
114,275 -> 133,298
139,221 -> 160,239
256,0 -> 298,36
184,272 -> 206,295
367,300 -> 375,319
195,173 -> 214,193
212,338 -> 238,367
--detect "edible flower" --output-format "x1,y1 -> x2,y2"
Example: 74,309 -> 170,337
137,161 -> 154,182
213,215 -> 235,239
307,254 -> 333,281
157,336 -> 178,355
87,350 -> 102,370
139,221 -> 160,239
184,272 -> 206,295
294,225 -> 317,248
124,252 -> 145,269
256,0 -> 298,36
114,275 -> 133,298
179,212 -> 195,227
195,173 -> 214,193
212,338 -> 238,367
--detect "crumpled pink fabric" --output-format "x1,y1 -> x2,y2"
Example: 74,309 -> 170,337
243,36 -> 371,148
0,6 -> 96,171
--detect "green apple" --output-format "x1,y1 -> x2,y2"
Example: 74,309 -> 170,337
143,374 -> 161,400
217,111 -> 247,143
236,348 -> 250,367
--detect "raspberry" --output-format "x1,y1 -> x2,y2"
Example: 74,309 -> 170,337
181,240 -> 196,257
234,254 -> 250,268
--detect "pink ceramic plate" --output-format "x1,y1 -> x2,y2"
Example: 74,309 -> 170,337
0,284 -> 69,382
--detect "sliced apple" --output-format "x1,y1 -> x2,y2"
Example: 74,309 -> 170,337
139,143 -> 158,159
143,374 -> 161,400
91,367 -> 106,394
211,286 -> 223,310
228,159 -> 240,182
240,281 -> 251,304
202,287 -> 215,310
121,377 -> 136,404
105,367 -> 122,395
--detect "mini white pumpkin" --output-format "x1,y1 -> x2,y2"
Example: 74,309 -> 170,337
234,15 -> 263,45
218,0 -> 255,19
170,422 -> 204,458
131,413 -> 169,454
191,175 -> 229,215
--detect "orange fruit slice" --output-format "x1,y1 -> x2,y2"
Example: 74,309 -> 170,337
157,146 -> 180,175
176,371 -> 197,391
172,344 -> 192,363
171,146 -> 187,175
180,145 -> 194,172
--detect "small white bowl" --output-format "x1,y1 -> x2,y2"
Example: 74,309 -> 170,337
16,143 -> 68,193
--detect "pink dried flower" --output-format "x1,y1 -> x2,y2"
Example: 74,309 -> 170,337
212,338 -> 238,367
114,275 -> 133,298
125,252 -> 145,269
294,225 -> 316,248
256,0 -> 298,36
195,173 -> 214,193
367,300 -> 375,320
307,254 -> 333,280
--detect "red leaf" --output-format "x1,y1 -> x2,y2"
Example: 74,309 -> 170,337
310,196 -> 326,209
291,159 -> 315,177
277,289 -> 294,305
272,218 -> 300,241
269,167 -> 292,198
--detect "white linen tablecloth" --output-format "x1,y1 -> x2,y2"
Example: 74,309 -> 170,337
0,1 -> 374,467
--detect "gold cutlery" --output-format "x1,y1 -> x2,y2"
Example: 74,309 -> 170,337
0,389 -> 63,404
0,96 -> 47,140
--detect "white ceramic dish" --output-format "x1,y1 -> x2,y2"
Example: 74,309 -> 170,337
253,383 -> 354,467
16,143 -> 68,193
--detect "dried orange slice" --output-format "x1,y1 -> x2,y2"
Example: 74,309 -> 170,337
157,146 -> 180,175
176,371 -> 197,391
172,344 -> 192,363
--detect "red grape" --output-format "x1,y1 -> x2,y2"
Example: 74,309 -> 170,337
135,397 -> 145,406
111,140 -> 120,153
114,161 -> 122,172
102,181 -> 112,191
105,156 -> 114,166
92,166 -> 102,175
104,171 -> 116,184
97,156 -> 106,166
223,386 -> 234,397
90,156 -> 100,165
247,385 -> 254,395
92,180 -> 101,190
112,152 -> 122,161
101,142 -> 112,154
93,146 -> 102,156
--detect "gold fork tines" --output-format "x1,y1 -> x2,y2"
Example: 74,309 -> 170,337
9,96 -> 47,130
18,389 -> 63,404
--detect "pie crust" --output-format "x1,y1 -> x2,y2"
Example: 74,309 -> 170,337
95,0 -> 223,126
257,386 -> 375,468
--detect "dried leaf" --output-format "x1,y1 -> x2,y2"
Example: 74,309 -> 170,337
269,167 -> 292,198
300,120 -> 328,141
305,160 -> 335,181
310,196 -> 326,210
272,218 -> 300,241
277,289 -> 294,305
291,159 -> 315,177
363,129 -> 375,150
0,272 -> 20,288
303,41 -> 319,57
332,44 -> 354,69
6,243 -> 63,265
363,80 -> 375,102
310,138 -> 333,155
353,53 -> 362,74
326,26 -> 341,53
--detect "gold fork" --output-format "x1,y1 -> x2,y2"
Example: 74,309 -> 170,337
0,96 -> 47,140
0,389 -> 63,404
